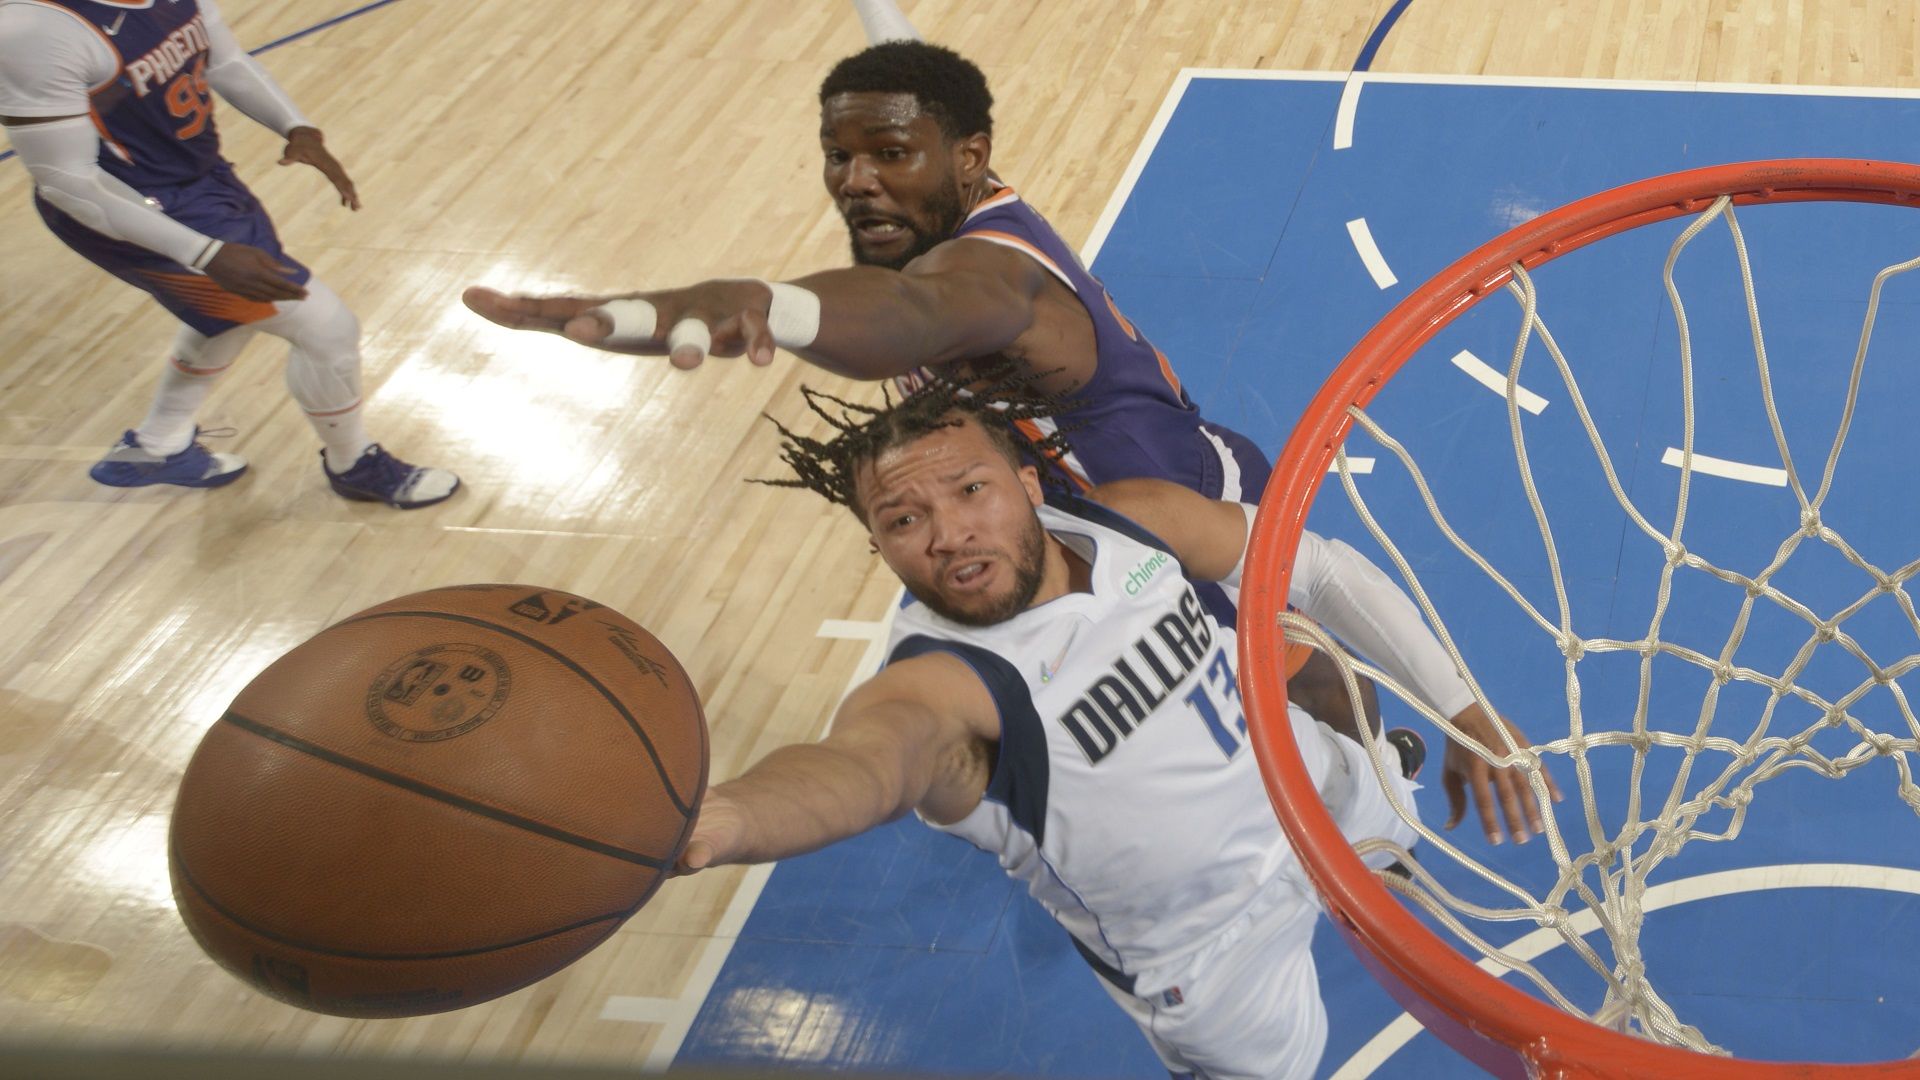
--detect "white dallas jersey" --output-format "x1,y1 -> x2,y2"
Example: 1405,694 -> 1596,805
885,497 -> 1300,986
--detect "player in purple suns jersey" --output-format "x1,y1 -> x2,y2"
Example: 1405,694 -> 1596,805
0,0 -> 456,507
464,3 -> 1395,743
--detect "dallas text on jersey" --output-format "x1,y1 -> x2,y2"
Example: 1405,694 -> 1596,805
1057,586 -> 1220,765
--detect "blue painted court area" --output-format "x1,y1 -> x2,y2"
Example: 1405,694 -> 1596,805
678,74 -> 1920,1077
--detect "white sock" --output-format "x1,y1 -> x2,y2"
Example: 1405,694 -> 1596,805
853,0 -> 921,43
135,364 -> 220,456
312,402 -> 374,472
134,326 -> 254,455
258,279 -> 376,471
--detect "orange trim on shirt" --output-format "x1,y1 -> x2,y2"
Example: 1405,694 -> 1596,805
1015,416 -> 1091,491
1152,346 -> 1184,398
960,229 -> 1074,290
965,186 -> 1021,220
141,270 -> 280,324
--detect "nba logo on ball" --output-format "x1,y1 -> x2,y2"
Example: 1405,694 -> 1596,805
168,584 -> 708,1018
364,643 -> 511,741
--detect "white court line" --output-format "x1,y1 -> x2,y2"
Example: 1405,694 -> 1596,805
1329,863 -> 1920,1077
1345,218 -> 1398,289
599,995 -> 680,1024
629,610 -> 902,1064
637,861 -> 779,1071
1175,66 -> 1920,100
817,618 -> 888,641
1660,447 -> 1787,487
1082,71 -> 1196,263
1333,74 -> 1364,149
1450,350 -> 1548,414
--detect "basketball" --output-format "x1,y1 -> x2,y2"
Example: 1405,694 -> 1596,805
167,584 -> 708,1018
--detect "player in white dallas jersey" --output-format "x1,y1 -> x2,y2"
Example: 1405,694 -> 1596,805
677,379 -> 1557,1079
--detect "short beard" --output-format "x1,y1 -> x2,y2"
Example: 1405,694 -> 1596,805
911,512 -> 1048,627
849,180 -> 966,271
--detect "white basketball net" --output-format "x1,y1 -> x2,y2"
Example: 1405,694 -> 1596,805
1291,194 -> 1920,1054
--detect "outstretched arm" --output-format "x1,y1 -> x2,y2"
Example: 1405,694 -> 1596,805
678,651 -> 997,872
463,234 -> 1049,379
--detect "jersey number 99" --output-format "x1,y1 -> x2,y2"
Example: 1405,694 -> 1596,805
166,56 -> 213,141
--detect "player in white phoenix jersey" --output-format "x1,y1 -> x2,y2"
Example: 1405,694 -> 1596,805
677,379 -> 1557,1079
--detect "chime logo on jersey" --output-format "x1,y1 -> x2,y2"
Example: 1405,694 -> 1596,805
1121,550 -> 1170,596
1055,587 -> 1213,763
126,14 -> 211,97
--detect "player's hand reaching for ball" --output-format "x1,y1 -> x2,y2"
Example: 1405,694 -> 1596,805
1440,704 -> 1562,846
205,243 -> 308,302
462,281 -> 783,369
674,790 -> 748,876
280,126 -> 360,211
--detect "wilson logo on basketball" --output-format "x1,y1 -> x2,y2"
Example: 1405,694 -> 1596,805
364,644 -> 512,741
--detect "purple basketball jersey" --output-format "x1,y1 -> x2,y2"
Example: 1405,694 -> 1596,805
41,0 -> 224,188
901,181 -> 1271,503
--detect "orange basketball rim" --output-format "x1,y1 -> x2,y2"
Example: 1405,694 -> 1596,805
1239,159 -> 1920,1079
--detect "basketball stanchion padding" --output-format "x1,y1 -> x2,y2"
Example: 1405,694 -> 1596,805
169,584 -> 707,1018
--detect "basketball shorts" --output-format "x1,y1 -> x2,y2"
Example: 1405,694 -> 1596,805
1094,709 -> 1422,1080
36,162 -> 312,337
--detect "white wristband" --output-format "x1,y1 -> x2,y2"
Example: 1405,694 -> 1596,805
763,281 -> 821,349
190,239 -> 224,272
1222,502 -> 1258,589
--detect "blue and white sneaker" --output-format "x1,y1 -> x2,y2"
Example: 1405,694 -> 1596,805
90,428 -> 247,489
322,444 -> 460,509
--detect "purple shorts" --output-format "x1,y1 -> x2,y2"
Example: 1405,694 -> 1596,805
37,162 -> 311,337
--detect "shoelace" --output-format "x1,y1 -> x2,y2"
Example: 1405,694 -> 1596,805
346,445 -> 416,495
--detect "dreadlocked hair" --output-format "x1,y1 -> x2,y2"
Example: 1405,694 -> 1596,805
756,364 -> 1079,517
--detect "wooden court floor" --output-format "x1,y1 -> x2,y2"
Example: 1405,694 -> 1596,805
2,0 -> 1916,1069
